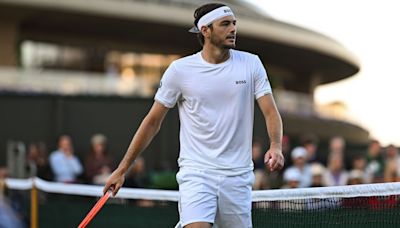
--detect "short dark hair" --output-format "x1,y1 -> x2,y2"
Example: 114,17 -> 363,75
300,134 -> 318,146
193,3 -> 226,46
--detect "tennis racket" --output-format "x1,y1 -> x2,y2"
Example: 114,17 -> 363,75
78,190 -> 111,228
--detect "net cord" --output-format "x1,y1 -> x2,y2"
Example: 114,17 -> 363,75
252,182 -> 400,201
5,177 -> 179,202
5,177 -> 400,202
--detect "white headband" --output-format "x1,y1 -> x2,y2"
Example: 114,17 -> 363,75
189,6 -> 235,33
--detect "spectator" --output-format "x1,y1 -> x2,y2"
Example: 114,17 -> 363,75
350,154 -> 369,183
280,168 -> 305,211
347,170 -> 365,185
327,136 -> 350,168
365,140 -> 384,183
383,144 -> 400,182
300,134 -> 321,164
323,154 -> 348,186
0,167 -> 25,228
123,157 -> 154,207
0,201 -> 25,228
310,163 -> 326,187
283,147 -> 312,188
49,135 -> 83,183
252,139 -> 268,190
307,162 -> 340,209
351,154 -> 367,172
328,136 -> 345,157
84,134 -> 114,184
124,157 -> 149,188
26,142 -> 53,180
281,168 -> 301,189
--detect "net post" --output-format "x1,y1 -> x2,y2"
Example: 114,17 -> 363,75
31,178 -> 38,228
0,177 -> 5,201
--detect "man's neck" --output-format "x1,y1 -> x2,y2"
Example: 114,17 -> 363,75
201,44 -> 230,64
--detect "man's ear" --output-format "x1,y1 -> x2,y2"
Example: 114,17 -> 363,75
201,26 -> 210,39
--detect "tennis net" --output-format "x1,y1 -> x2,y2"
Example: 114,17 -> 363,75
252,183 -> 400,228
3,178 -> 400,227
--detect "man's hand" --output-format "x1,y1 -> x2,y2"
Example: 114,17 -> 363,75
264,148 -> 284,172
103,168 -> 125,196
64,149 -> 74,158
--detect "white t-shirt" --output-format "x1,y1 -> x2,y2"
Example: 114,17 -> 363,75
155,49 -> 272,176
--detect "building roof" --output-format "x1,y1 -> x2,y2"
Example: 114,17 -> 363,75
0,0 -> 360,86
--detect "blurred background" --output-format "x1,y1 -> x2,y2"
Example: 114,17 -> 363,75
0,0 -> 399,227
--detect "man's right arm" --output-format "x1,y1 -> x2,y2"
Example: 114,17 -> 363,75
104,101 -> 169,195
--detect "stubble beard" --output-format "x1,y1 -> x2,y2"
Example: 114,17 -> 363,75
210,34 -> 235,50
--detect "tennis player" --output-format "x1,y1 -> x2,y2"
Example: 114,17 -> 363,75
104,3 -> 284,228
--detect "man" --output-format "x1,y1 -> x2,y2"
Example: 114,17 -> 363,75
365,139 -> 384,183
300,134 -> 320,164
104,3 -> 284,228
49,135 -> 83,183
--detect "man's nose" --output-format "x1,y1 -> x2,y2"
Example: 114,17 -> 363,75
229,24 -> 236,34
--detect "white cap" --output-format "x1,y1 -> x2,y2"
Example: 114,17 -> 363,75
284,168 -> 302,182
311,163 -> 326,176
91,133 -> 107,145
349,170 -> 364,180
291,146 -> 307,160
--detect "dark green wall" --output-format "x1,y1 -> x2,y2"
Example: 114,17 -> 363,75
0,94 -> 180,171
0,94 -> 368,171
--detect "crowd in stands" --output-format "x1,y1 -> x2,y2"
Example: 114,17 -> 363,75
0,133 -> 153,228
1,133 -> 399,227
0,133 -> 399,191
252,135 -> 400,190
0,133 -> 150,189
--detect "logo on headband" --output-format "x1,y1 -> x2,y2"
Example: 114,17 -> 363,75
193,6 -> 235,33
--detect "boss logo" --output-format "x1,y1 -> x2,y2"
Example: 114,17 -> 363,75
235,80 -> 246,84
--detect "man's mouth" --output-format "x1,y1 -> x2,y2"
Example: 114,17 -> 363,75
226,35 -> 236,40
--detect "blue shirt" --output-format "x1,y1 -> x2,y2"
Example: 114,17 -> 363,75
49,150 -> 83,182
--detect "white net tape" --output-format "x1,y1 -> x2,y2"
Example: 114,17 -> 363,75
5,177 -> 179,202
5,177 -> 400,202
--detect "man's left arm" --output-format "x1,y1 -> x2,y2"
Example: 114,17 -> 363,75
257,94 -> 284,172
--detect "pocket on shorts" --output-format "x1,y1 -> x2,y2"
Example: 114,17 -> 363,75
176,168 -> 205,186
249,171 -> 255,185
241,171 -> 256,186
176,169 -> 186,185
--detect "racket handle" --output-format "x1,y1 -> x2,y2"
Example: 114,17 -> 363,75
78,191 -> 111,228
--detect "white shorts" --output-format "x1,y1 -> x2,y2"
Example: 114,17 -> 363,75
176,168 -> 254,228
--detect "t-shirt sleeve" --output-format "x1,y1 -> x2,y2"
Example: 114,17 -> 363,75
154,62 -> 181,108
253,56 -> 272,99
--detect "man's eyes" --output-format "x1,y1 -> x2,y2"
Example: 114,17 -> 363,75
221,22 -> 236,26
